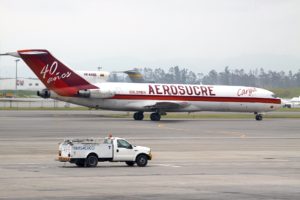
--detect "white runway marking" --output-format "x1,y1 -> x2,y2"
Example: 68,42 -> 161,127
153,163 -> 182,168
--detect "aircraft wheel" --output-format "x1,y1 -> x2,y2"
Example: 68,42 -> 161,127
255,114 -> 263,121
133,112 -> 144,120
150,113 -> 161,121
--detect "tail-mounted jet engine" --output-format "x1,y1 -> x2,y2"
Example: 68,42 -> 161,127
77,89 -> 115,99
37,89 -> 51,98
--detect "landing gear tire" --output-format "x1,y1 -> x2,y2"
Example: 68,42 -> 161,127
85,155 -> 98,167
255,114 -> 263,121
136,154 -> 148,167
150,113 -> 161,121
133,112 -> 144,120
126,161 -> 135,167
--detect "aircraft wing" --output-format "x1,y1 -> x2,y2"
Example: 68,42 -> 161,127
144,101 -> 190,111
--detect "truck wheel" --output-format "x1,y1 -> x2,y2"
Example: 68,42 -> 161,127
136,154 -> 148,167
85,155 -> 98,167
126,161 -> 135,167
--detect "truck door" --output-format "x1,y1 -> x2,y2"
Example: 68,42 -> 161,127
113,139 -> 135,161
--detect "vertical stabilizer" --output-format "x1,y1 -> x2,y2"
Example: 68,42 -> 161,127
17,49 -> 98,96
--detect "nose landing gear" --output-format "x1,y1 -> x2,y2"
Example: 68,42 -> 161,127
255,113 -> 263,121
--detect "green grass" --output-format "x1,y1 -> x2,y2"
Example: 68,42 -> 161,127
0,107 -> 90,110
0,90 -> 37,98
278,107 -> 300,112
269,87 -> 300,98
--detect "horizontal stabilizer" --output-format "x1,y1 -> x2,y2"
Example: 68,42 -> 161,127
0,52 -> 20,58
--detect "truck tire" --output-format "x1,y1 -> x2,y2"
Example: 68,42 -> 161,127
85,155 -> 98,167
136,154 -> 148,167
126,161 -> 135,167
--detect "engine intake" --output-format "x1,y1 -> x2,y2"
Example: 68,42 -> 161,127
37,89 -> 51,98
77,90 -> 91,98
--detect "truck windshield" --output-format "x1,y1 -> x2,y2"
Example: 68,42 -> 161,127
117,139 -> 132,149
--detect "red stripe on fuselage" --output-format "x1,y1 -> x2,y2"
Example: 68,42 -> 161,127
111,94 -> 281,104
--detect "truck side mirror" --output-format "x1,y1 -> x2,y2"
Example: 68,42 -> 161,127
128,144 -> 133,149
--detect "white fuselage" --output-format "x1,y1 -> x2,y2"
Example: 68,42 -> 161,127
1,49 -> 281,118
51,82 -> 281,113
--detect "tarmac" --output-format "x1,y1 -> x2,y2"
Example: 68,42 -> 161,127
0,110 -> 299,200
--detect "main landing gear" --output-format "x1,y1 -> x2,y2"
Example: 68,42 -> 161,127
255,113 -> 263,121
150,112 -> 161,121
133,111 -> 162,121
133,111 -> 144,120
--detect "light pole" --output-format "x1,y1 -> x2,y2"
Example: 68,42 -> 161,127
15,59 -> 20,97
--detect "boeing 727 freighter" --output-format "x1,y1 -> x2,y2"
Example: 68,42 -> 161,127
1,49 -> 281,121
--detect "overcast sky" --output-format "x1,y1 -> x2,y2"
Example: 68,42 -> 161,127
0,0 -> 299,78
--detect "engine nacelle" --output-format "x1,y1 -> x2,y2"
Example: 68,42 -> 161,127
77,90 -> 91,98
77,89 -> 115,99
37,89 -> 51,98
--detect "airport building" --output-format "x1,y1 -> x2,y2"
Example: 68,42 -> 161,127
0,77 -> 81,108
0,77 -> 45,90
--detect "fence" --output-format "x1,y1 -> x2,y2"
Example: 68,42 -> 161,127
0,98 -> 83,108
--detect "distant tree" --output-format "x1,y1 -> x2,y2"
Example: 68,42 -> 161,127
202,70 -> 218,84
153,68 -> 166,83
122,65 -> 300,89
186,71 -> 197,84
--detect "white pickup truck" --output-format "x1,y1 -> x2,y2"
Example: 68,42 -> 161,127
57,137 -> 152,167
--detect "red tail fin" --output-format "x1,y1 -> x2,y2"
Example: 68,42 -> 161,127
18,49 -> 98,96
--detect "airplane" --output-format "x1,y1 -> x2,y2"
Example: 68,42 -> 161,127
282,96 -> 300,108
0,49 -> 281,121
77,70 -> 110,83
112,70 -> 148,83
78,69 -> 147,83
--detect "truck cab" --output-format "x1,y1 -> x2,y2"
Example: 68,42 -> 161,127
57,137 -> 152,167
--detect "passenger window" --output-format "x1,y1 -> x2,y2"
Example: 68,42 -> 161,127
117,139 -> 132,149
